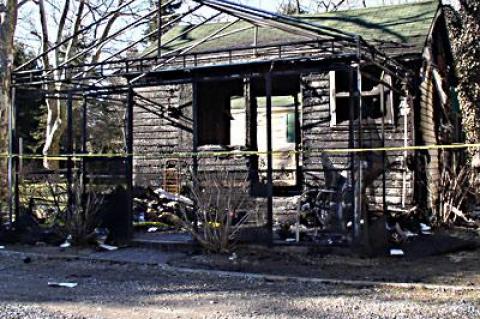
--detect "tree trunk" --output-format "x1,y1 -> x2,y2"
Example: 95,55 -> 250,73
42,95 -> 66,169
0,0 -> 18,205
295,0 -> 301,14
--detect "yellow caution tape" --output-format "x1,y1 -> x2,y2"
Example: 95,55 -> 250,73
0,142 -> 479,160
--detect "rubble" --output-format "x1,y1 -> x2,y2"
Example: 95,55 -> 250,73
133,187 -> 194,230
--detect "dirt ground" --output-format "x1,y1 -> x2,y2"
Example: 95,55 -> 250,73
169,229 -> 480,286
0,228 -> 479,318
0,254 -> 479,319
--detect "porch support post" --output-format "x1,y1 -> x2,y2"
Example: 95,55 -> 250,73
265,73 -> 273,243
294,93 -> 301,187
125,86 -> 134,238
7,87 -> 18,223
66,91 -> 74,216
81,96 -> 88,196
380,76 -> 387,215
357,63 -> 366,243
192,80 -> 199,231
245,77 -> 259,186
348,67 -> 356,241
352,62 -> 364,244
192,80 -> 199,176
13,89 -> 19,221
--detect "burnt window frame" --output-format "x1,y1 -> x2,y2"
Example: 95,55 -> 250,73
329,69 -> 395,127
196,79 -> 244,147
249,75 -> 303,195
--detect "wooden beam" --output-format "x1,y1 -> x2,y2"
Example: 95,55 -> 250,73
157,0 -> 163,58
66,91 -> 74,216
7,87 -> 18,223
192,80 -> 199,232
81,96 -> 88,196
265,73 -> 273,242
380,74 -> 387,215
348,68 -> 355,240
125,86 -> 135,239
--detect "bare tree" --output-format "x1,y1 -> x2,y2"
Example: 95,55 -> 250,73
277,0 -> 302,14
278,0 -> 368,14
26,0 -> 129,168
312,0 -> 366,12
0,0 -> 18,204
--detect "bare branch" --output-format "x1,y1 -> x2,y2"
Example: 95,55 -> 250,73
64,0 -> 85,62
37,0 -> 50,69
91,0 -> 125,63
54,0 -> 70,68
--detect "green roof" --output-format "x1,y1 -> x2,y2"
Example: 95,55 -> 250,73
151,1 -> 439,57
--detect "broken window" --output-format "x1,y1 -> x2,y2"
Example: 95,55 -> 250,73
196,79 -> 243,146
329,67 -> 395,126
230,96 -> 247,147
257,95 -> 299,187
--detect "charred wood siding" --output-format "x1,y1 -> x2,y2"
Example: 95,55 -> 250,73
301,73 -> 415,214
133,85 -> 191,187
133,71 -> 418,226
418,66 -> 440,211
132,85 -> 262,213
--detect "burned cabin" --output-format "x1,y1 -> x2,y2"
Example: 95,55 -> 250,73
131,0 -> 456,243
9,0 -> 456,245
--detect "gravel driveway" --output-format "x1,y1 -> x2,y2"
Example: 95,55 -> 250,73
0,254 -> 479,319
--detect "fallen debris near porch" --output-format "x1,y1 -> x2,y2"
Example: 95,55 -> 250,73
133,187 -> 194,228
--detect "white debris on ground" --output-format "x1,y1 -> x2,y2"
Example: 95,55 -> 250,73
47,282 -> 78,288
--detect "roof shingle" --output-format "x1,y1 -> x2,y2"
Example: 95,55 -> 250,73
152,0 -> 440,58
